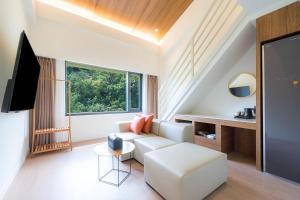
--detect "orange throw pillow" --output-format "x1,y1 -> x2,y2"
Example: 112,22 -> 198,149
130,116 -> 145,134
142,114 -> 154,133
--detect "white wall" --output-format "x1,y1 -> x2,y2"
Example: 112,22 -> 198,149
0,0 -> 29,199
28,18 -> 159,75
71,113 -> 139,142
159,0 -> 214,83
238,0 -> 296,19
191,44 -> 256,116
28,18 -> 160,142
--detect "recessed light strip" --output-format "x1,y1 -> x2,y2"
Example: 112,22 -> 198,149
37,0 -> 161,45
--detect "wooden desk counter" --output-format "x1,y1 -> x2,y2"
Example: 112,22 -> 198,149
175,114 -> 256,130
174,114 -> 259,170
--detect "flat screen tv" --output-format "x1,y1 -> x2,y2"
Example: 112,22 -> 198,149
1,31 -> 41,113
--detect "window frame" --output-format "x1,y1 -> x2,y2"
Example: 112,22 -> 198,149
65,61 -> 143,116
127,72 -> 143,113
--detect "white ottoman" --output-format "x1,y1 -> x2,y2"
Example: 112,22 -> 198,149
134,136 -> 176,164
144,143 -> 227,200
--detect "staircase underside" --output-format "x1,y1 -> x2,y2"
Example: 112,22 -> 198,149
176,22 -> 256,116
158,0 -> 251,120
159,17 -> 255,120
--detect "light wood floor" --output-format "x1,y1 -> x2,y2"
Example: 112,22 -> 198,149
4,143 -> 300,200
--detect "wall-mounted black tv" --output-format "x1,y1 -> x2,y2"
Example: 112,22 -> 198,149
1,31 -> 40,113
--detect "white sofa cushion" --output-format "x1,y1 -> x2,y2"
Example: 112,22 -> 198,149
115,121 -> 132,132
144,143 -> 227,200
133,136 -> 176,164
115,132 -> 156,142
149,119 -> 161,135
114,132 -> 156,161
159,122 -> 193,143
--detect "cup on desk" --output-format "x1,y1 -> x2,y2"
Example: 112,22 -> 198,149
244,108 -> 254,119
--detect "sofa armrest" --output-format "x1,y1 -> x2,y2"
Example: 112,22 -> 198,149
115,121 -> 132,132
159,122 -> 193,143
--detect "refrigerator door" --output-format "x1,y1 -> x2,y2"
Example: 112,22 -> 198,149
263,34 -> 300,183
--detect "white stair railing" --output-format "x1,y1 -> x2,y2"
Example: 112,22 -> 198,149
158,0 -> 245,120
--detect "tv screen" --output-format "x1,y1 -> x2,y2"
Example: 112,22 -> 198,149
1,31 -> 40,113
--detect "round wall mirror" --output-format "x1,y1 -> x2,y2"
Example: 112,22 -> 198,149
228,73 -> 256,97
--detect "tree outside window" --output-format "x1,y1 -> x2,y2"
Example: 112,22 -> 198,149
66,61 -> 142,115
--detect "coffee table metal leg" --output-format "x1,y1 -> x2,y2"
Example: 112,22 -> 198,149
112,156 -> 114,170
97,153 -> 132,187
117,155 -> 120,186
97,155 -> 100,181
129,152 -> 132,173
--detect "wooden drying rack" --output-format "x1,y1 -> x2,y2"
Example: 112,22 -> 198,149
31,78 -> 72,155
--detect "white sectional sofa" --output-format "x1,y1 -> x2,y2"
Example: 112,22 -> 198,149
114,119 -> 227,199
114,119 -> 193,164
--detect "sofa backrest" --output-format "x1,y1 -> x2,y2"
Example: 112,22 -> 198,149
158,121 -> 193,143
150,119 -> 161,135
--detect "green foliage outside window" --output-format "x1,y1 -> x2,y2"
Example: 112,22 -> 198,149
66,62 -> 142,114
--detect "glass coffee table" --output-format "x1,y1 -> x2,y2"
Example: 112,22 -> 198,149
94,141 -> 135,187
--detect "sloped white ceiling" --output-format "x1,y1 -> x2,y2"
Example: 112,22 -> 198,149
238,0 -> 296,18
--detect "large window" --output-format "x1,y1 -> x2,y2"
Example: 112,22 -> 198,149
66,62 -> 142,115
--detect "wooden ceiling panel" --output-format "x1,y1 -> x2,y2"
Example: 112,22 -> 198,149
134,0 -> 170,34
66,0 -> 193,40
101,0 -> 150,28
136,0 -> 192,38
158,0 -> 193,38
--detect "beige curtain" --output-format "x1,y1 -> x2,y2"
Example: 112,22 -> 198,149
146,75 -> 158,118
32,57 -> 56,146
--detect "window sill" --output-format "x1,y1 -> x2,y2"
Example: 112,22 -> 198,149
65,111 -> 142,116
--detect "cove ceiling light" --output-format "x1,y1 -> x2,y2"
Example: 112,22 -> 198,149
37,0 -> 161,45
